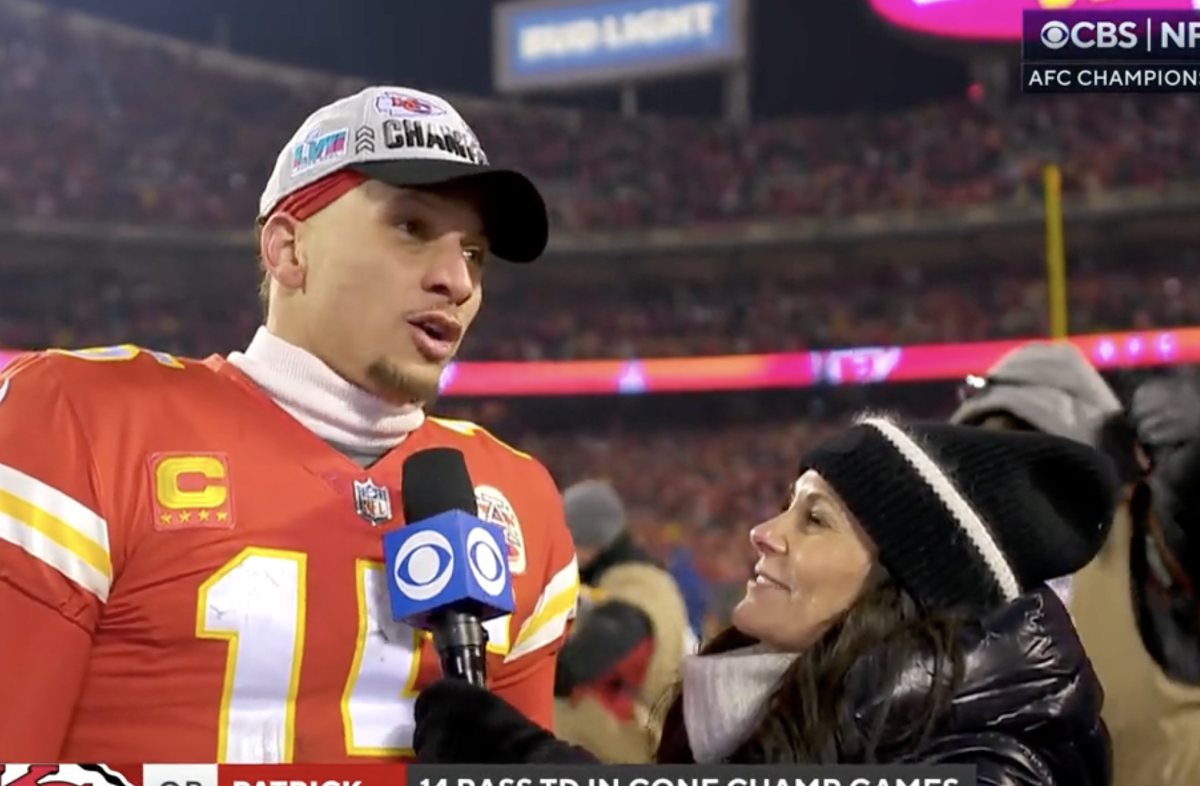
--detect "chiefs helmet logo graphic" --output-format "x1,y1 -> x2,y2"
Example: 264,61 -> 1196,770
0,765 -> 134,786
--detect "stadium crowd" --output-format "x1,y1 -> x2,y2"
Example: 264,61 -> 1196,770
2,0 -> 1200,234
2,248 -> 1197,361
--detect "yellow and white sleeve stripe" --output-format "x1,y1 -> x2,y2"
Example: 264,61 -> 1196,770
506,556 -> 579,663
0,461 -> 112,602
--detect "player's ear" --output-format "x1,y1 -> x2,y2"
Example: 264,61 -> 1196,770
260,212 -> 306,293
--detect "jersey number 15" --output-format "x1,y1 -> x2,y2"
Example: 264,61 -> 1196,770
195,547 -> 509,763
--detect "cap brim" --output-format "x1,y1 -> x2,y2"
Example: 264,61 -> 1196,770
351,159 -> 548,263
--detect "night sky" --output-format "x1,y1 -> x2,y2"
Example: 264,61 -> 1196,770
38,0 -> 970,117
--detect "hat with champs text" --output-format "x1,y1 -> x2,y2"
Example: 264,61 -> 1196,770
259,86 -> 549,263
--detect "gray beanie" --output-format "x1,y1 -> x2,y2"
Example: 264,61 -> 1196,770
562,480 -> 626,550
1130,375 -> 1200,449
950,341 -> 1122,446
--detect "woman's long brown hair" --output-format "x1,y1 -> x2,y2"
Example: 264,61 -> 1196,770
653,571 -> 968,764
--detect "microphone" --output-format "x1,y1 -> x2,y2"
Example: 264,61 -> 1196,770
383,447 -> 515,687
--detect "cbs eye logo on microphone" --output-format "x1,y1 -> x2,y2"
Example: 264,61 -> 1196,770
1022,9 -> 1200,95
383,507 -> 515,632
392,523 -> 509,602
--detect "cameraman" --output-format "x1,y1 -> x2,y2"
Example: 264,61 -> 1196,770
952,342 -> 1200,786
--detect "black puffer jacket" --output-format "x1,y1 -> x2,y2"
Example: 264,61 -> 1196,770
852,587 -> 1109,785
414,588 -> 1109,785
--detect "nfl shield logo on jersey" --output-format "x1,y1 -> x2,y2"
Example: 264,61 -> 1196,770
0,765 -> 135,786
353,479 -> 393,526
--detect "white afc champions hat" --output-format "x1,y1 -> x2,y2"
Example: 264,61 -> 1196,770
259,86 -> 549,263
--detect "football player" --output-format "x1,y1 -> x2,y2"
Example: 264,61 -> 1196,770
0,86 -> 578,762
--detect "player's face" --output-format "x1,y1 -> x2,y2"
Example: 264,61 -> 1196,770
284,180 -> 487,405
731,470 -> 875,652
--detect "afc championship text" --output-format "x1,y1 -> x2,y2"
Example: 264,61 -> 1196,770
1023,63 -> 1200,93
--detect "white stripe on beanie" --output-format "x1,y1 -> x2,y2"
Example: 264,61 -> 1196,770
859,416 -> 1023,601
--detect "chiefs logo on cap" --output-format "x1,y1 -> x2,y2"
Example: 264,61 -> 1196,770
374,91 -> 446,118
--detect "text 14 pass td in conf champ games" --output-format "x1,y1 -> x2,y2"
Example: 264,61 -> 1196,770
406,764 -> 976,786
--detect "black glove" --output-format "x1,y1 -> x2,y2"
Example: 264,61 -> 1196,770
413,678 -> 600,764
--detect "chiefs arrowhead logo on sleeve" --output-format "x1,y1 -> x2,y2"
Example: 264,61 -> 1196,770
0,765 -> 135,786
474,485 -> 526,575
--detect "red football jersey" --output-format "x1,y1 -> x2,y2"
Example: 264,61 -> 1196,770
0,346 -> 578,762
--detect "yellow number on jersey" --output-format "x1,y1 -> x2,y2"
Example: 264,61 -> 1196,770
195,548 -> 511,763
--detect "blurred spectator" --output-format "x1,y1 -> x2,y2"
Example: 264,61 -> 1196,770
665,538 -> 708,645
554,480 -> 691,763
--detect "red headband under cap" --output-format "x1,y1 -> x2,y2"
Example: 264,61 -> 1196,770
264,170 -> 369,221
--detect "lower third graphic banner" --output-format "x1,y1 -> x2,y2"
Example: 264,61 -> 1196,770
0,763 -> 978,786
408,764 -> 975,786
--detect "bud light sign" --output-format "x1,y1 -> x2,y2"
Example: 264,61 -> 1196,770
867,0 -> 1200,42
493,0 -> 748,92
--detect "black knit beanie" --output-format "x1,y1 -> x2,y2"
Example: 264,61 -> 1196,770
800,414 -> 1120,612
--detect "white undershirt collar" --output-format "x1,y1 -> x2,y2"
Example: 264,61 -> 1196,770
227,327 -> 425,452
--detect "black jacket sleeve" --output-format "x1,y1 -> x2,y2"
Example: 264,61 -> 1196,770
414,678 -> 600,764
555,599 -> 654,696
916,729 -> 1110,786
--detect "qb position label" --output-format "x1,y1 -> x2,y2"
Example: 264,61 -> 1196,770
142,765 -> 219,786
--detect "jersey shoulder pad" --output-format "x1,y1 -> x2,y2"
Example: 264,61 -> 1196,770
3,347 -> 211,417
0,349 -> 109,393
43,344 -> 190,373
0,352 -> 67,416
426,416 -> 534,462
36,344 -> 217,387
0,350 -> 48,380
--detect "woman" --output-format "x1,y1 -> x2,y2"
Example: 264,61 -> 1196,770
414,415 -> 1116,785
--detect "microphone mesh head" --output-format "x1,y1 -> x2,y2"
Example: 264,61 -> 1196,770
401,448 -> 477,523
